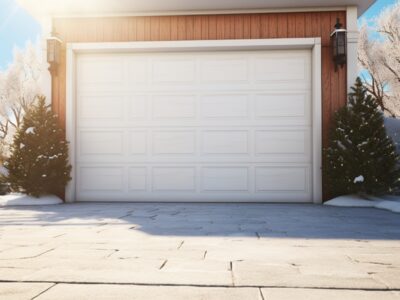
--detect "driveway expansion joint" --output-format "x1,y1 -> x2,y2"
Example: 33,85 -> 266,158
30,282 -> 57,300
1,280 -> 400,291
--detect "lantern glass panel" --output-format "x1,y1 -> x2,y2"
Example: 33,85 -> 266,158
339,33 -> 346,55
332,33 -> 338,56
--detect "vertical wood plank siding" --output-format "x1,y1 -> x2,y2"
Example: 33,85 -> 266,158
52,11 -> 347,198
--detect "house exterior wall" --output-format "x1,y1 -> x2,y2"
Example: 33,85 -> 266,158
51,11 -> 347,198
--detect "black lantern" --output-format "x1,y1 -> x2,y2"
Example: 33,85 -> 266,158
330,18 -> 347,71
47,31 -> 62,74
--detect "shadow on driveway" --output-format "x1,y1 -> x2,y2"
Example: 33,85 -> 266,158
1,203 -> 400,240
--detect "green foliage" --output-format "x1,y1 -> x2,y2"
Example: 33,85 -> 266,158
6,96 -> 71,197
325,77 -> 400,196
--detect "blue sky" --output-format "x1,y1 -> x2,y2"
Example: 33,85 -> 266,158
360,0 -> 397,22
0,0 -> 398,70
0,0 -> 41,70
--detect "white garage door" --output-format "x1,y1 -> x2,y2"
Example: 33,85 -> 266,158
75,49 -> 312,202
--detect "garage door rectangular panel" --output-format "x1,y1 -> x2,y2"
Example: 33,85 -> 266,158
80,167 -> 124,191
152,58 -> 195,83
152,167 -> 196,191
80,131 -> 124,155
128,167 -> 147,191
152,95 -> 196,119
152,131 -> 196,154
79,96 -> 124,122
202,131 -> 249,154
200,58 -> 249,83
255,93 -> 308,118
202,167 -> 249,191
255,130 -> 311,155
128,95 -> 148,120
129,131 -> 147,155
200,94 -> 249,118
78,55 -> 123,86
126,59 -> 149,85
253,57 -> 308,82
255,167 -> 309,192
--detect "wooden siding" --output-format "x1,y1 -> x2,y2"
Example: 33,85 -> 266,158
52,12 -> 347,198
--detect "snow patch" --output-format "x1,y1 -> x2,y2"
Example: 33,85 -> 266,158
325,194 -> 400,213
0,194 -> 62,206
25,127 -> 35,134
353,175 -> 364,183
0,165 -> 8,176
324,195 -> 375,207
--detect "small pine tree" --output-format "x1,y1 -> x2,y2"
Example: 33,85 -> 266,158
6,96 -> 71,197
325,77 -> 400,196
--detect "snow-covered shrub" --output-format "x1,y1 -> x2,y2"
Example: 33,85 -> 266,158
324,77 -> 400,197
6,96 -> 71,197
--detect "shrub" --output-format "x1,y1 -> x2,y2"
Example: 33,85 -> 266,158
6,96 -> 71,197
325,78 -> 400,196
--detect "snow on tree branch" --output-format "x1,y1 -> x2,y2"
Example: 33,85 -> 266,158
358,1 -> 400,117
0,41 -> 43,148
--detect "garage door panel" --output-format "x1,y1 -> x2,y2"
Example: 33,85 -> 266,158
202,130 -> 249,154
255,166 -> 310,192
253,56 -> 309,82
152,95 -> 196,119
152,59 -> 196,83
129,131 -> 147,154
79,95 -> 124,123
79,167 -> 124,191
200,58 -> 249,83
152,167 -> 196,191
77,126 -> 310,164
76,49 -> 313,202
128,167 -> 147,191
126,59 -> 149,85
254,92 -> 309,119
200,94 -> 249,118
77,55 -> 124,86
202,167 -> 249,191
255,129 -> 311,156
80,131 -> 124,155
128,95 -> 148,120
152,131 -> 196,154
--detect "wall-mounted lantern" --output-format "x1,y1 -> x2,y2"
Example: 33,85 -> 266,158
331,18 -> 347,71
47,32 -> 63,74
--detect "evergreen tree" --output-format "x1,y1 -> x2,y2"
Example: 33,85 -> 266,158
325,77 -> 400,196
6,96 -> 71,197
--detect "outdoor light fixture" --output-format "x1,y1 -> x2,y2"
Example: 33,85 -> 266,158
331,18 -> 347,71
47,31 -> 62,74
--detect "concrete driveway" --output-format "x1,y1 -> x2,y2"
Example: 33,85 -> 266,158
0,203 -> 399,299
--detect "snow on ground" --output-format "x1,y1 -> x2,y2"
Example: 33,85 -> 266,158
325,194 -> 400,213
0,194 -> 62,206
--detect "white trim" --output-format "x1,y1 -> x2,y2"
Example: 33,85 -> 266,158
65,38 -> 322,203
40,7 -> 349,19
346,6 -> 359,93
312,39 -> 322,204
65,45 -> 76,203
71,38 -> 319,52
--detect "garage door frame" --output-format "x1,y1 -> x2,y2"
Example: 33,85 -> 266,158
65,38 -> 322,203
